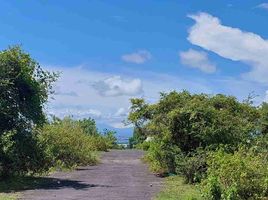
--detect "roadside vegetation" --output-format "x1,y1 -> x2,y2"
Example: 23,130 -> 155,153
155,176 -> 202,200
128,91 -> 268,200
0,46 -> 117,199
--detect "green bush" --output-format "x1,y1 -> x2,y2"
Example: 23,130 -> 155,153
38,118 -> 98,169
0,130 -> 48,177
102,129 -> 117,149
0,46 -> 58,178
201,148 -> 268,200
87,135 -> 109,152
145,140 -> 181,174
175,149 -> 207,184
135,141 -> 151,150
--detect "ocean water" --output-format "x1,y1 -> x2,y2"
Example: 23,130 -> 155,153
97,124 -> 133,145
116,132 -> 132,144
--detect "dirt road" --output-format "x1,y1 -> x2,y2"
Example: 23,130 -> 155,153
20,150 -> 162,200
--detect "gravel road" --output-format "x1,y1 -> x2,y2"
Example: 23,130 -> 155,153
20,150 -> 163,200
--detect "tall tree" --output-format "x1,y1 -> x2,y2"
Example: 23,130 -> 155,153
0,46 -> 58,177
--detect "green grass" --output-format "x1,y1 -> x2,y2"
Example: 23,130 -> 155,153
0,193 -> 18,200
155,176 -> 203,200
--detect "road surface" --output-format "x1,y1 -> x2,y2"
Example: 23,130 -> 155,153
20,150 -> 163,200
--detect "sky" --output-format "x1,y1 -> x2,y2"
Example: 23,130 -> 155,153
1,0 -> 268,137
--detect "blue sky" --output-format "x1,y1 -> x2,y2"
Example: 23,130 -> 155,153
1,1 -> 268,135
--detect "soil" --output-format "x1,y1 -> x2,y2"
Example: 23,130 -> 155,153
20,150 -> 163,200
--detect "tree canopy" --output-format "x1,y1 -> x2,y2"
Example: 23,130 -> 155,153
0,46 -> 58,134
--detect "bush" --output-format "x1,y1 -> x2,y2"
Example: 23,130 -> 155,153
0,46 -> 58,178
102,129 -> 117,149
86,135 -> 109,152
136,141 -> 152,150
38,118 -> 98,169
0,130 -> 48,177
201,148 -> 268,200
145,140 -> 181,174
175,149 -> 207,184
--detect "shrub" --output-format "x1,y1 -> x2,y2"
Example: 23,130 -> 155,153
38,118 -> 98,169
201,148 -> 268,200
175,149 -> 207,184
102,129 -> 117,149
87,135 -> 108,152
135,141 -> 152,150
145,140 -> 181,174
0,46 -> 57,178
0,130 -> 48,178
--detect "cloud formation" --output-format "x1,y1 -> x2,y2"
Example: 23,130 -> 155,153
180,49 -> 216,73
122,50 -> 152,64
45,64 -> 267,129
188,12 -> 268,83
92,76 -> 143,97
49,106 -> 102,119
256,3 -> 268,10
114,107 -> 128,117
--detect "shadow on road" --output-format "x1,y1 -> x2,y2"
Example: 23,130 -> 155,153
0,176 -> 112,193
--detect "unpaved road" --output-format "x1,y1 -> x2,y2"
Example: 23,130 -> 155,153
20,150 -> 162,200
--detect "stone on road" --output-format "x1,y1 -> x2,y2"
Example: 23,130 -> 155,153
20,150 -> 163,200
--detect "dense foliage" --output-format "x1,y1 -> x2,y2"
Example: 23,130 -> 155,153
0,46 -> 58,177
202,147 -> 268,200
0,46 -> 117,178
38,118 -> 98,169
128,90 -> 268,199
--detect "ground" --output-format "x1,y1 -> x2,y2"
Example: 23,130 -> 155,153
155,176 -> 202,200
17,150 -> 162,200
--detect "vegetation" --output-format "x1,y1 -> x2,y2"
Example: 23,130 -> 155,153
0,46 -> 58,178
202,147 -> 268,200
0,47 -> 117,180
155,176 -> 202,200
128,90 -> 268,200
38,117 -> 98,169
0,194 -> 17,200
1,45 -> 268,199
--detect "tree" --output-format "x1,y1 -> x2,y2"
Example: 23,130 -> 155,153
0,46 -> 58,177
128,91 -> 259,153
259,102 -> 268,135
78,118 -> 98,135
128,91 -> 260,174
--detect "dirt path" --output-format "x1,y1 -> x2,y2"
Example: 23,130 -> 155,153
20,150 -> 163,200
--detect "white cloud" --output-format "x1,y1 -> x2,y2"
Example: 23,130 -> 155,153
122,50 -> 152,64
180,49 -> 216,73
49,107 -> 102,119
92,76 -> 143,97
109,122 -> 133,129
44,64 -> 268,129
44,66 -> 144,129
188,12 -> 268,83
115,107 -> 128,117
256,3 -> 268,10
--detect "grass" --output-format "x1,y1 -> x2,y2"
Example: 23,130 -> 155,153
0,193 -> 18,200
155,176 -> 203,200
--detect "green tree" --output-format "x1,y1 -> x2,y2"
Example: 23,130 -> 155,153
0,46 -> 58,177
259,102 -> 268,135
78,118 -> 98,135
128,91 -> 260,174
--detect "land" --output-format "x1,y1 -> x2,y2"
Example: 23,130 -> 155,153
5,150 -> 163,200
